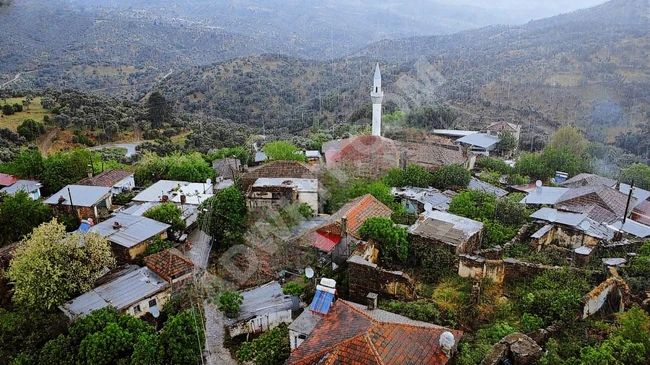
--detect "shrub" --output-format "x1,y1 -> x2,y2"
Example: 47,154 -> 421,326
477,157 -> 512,174
282,282 -> 305,297
359,217 -> 408,264
143,237 -> 173,256
507,174 -> 528,185
479,170 -> 502,186
431,164 -> 471,189
235,325 -> 290,365
383,165 -> 434,188
218,291 -> 243,318
384,300 -> 441,323
16,119 -> 46,141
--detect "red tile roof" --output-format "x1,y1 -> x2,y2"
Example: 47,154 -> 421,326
76,169 -> 133,187
288,300 -> 461,365
0,173 -> 19,187
317,194 -> 393,240
312,232 -> 342,252
143,248 -> 195,282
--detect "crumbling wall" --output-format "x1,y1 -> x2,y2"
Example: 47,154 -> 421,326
582,270 -> 630,319
459,256 -> 560,284
480,333 -> 542,365
347,255 -> 416,302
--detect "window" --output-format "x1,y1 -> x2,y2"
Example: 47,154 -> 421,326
148,298 -> 157,307
133,305 -> 141,313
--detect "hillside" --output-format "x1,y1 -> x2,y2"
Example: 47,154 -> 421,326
157,0 -> 650,148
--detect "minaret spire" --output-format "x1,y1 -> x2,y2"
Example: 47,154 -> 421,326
370,63 -> 384,136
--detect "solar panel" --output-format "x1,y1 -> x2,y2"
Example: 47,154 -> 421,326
309,290 -> 334,315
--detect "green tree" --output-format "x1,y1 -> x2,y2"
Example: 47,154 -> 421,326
282,282 -> 305,296
159,310 -> 205,365
6,220 -> 115,310
448,190 -> 497,221
134,152 -> 213,186
0,150 -> 44,181
131,333 -> 163,365
477,157 -> 513,175
235,325 -> 291,365
496,131 -> 517,154
621,164 -> 650,190
515,152 -> 553,181
580,336 -> 645,365
263,141 -> 306,162
218,291 -> 243,318
551,126 -> 588,156
359,217 -> 409,263
16,119 -> 46,141
541,146 -> 591,178
147,91 -> 172,129
614,304 -> 650,351
207,146 -> 251,165
0,191 -> 51,245
2,104 -> 14,115
198,186 -> 248,248
384,165 -> 434,188
143,203 -> 186,239
431,164 -> 471,189
12,103 -> 22,113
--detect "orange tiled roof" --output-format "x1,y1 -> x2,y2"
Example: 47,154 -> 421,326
317,194 -> 393,239
143,248 -> 194,282
288,300 -> 461,365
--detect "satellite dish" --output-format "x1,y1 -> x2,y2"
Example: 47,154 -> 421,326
304,267 -> 314,279
535,180 -> 543,188
579,220 -> 591,231
439,331 -> 456,352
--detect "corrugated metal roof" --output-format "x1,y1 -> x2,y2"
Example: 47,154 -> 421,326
44,185 -> 111,207
88,213 -> 170,248
531,224 -> 554,239
0,180 -> 41,195
60,266 -> 169,318
132,180 -> 213,205
619,183 -> 650,209
392,187 -> 451,211
530,208 -> 586,227
456,133 -> 501,148
611,220 -> 650,238
468,178 -> 509,197
520,187 -> 569,205
432,129 -> 478,138
312,232 -> 342,252
226,281 -> 298,325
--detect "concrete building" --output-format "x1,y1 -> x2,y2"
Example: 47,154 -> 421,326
59,266 -> 170,319
44,185 -> 113,221
246,178 -> 319,214
132,180 -> 214,206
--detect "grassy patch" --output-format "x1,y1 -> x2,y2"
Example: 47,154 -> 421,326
0,97 -> 51,131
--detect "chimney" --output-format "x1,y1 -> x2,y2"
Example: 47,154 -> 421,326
161,195 -> 169,202
87,172 -> 93,178
180,194 -> 187,205
112,221 -> 121,229
340,216 -> 348,237
366,292 -> 378,310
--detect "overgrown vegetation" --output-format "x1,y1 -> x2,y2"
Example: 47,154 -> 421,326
134,152 -> 214,186
218,291 -> 243,319
235,324 -> 290,365
359,217 -> 409,264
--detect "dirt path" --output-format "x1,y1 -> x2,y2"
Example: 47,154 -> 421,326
199,272 -> 237,365
38,128 -> 58,156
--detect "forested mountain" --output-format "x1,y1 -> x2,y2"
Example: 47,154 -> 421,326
157,0 -> 650,152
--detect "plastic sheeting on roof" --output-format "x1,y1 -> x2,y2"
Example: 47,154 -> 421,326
312,232 -> 342,252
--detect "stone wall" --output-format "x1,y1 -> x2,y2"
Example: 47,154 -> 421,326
459,255 -> 559,284
480,333 -> 542,365
347,255 -> 416,302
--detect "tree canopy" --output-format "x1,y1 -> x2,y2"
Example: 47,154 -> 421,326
621,163 -> 650,190
6,220 -> 115,310
134,151 -> 214,186
383,165 -> 434,188
197,186 -> 248,249
262,141 -> 306,162
143,203 -> 186,239
16,119 -> 46,141
0,191 -> 51,246
431,164 -> 471,189
359,217 -> 409,264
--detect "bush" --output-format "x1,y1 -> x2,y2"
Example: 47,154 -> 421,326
359,217 -> 409,264
477,157 -> 512,174
112,191 -> 136,206
235,325 -> 290,365
2,104 -> 14,115
383,165 -> 434,188
507,174 -> 528,185
298,203 -> 314,218
143,237 -> 173,256
218,291 -> 243,318
263,141 -> 306,162
282,282 -> 305,297
383,300 -> 441,323
479,170 -> 502,186
17,119 -> 46,141
431,164 -> 471,189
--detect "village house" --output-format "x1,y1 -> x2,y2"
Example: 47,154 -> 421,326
143,248 -> 195,291
392,186 -> 452,215
76,169 -> 135,195
246,177 -> 319,214
0,179 -> 42,200
121,201 -> 199,232
44,185 -> 113,221
486,121 -> 521,144
468,177 -> 509,198
88,212 -> 170,262
240,160 -> 318,191
308,194 -> 393,264
212,157 -> 242,180
304,150 -> 322,164
529,207 -> 615,251
0,173 -> 19,188
409,210 -> 485,255
287,297 -> 462,364
225,281 -> 299,338
59,266 -> 171,320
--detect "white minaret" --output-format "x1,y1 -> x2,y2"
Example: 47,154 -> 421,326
370,63 -> 384,136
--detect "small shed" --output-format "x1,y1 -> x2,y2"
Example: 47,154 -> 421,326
225,281 -> 299,338
409,210 -> 484,255
44,185 -> 113,221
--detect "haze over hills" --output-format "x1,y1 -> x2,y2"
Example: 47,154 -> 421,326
0,0 -> 606,88
155,0 -> 649,146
